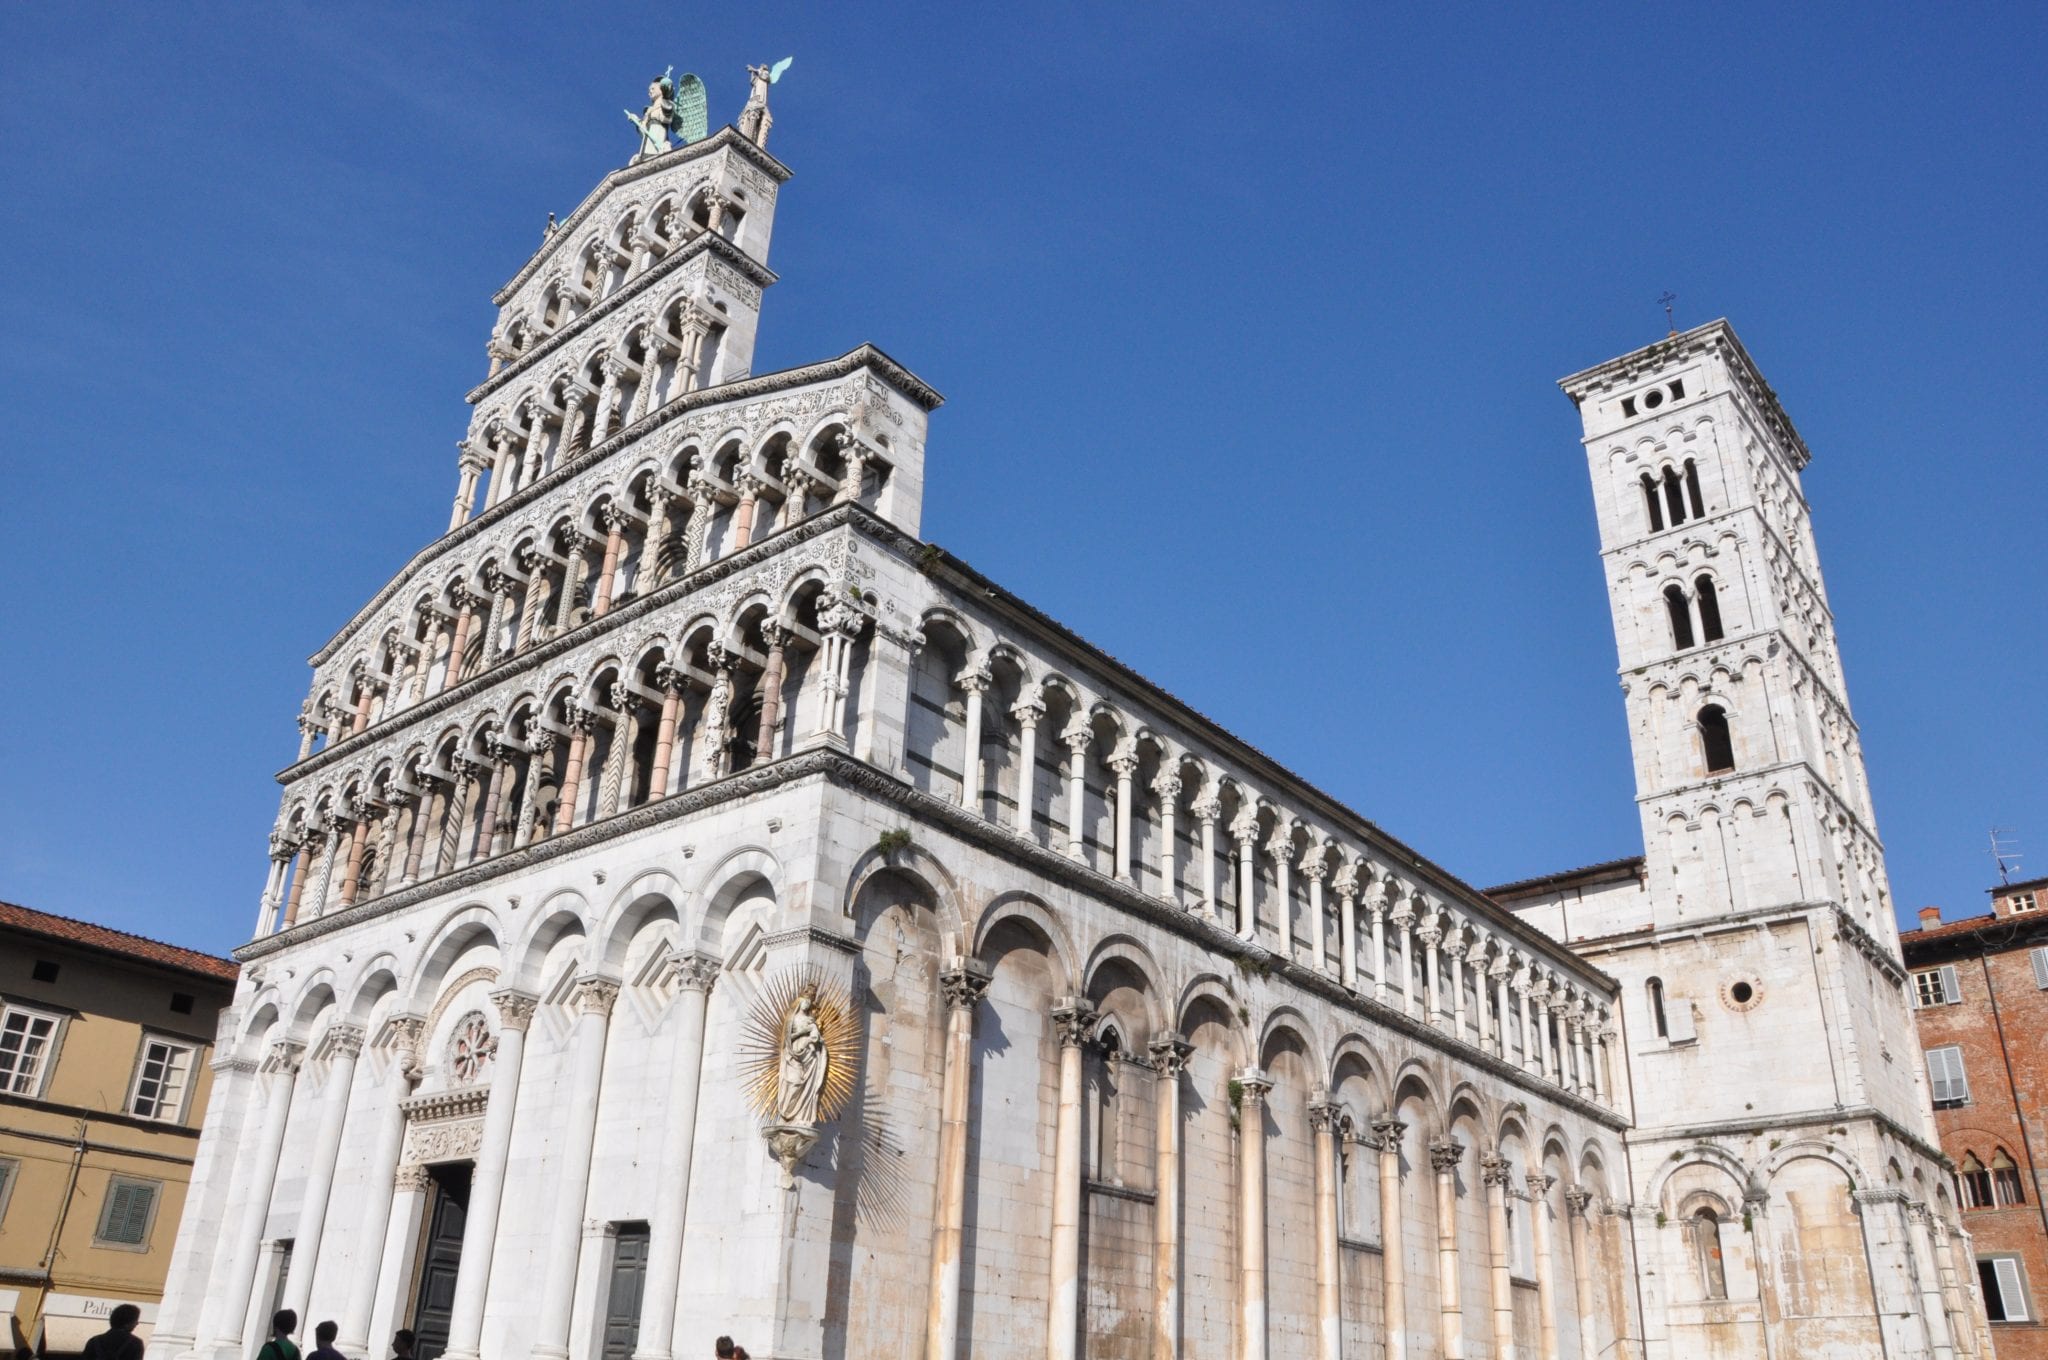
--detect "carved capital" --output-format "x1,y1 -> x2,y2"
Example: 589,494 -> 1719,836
319,1023 -> 367,1062
1308,1099 -> 1344,1134
491,988 -> 540,1031
1565,1187 -> 1595,1217
1050,997 -> 1097,1048
1429,1136 -> 1465,1175
668,949 -> 721,993
264,1039 -> 305,1076
1369,1114 -> 1406,1149
1299,851 -> 1329,881
395,1164 -> 435,1193
1147,1031 -> 1193,1078
1151,771 -> 1183,801
1527,1172 -> 1556,1195
1234,1067 -> 1273,1108
1009,697 -> 1046,726
1480,1153 -> 1515,1189
939,961 -> 992,1012
571,975 -> 621,1017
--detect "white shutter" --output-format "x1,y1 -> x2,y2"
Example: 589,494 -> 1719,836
1994,1257 -> 2031,1322
1927,1047 -> 1968,1105
1941,964 -> 1961,1003
2032,947 -> 2048,990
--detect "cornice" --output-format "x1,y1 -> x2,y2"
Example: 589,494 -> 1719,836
469,229 -> 778,405
1558,319 -> 1812,471
494,127 -> 792,304
289,505 -> 906,781
401,1087 -> 490,1121
307,350 -> 941,666
244,744 -> 1624,1128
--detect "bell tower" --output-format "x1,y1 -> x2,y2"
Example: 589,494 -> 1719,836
1562,319 -> 1891,943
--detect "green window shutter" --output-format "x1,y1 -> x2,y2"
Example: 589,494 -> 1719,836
98,1180 -> 156,1245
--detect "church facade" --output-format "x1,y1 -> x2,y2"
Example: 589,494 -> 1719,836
146,85 -> 1986,1360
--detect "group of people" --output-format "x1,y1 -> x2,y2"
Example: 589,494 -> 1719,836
79,1305 -> 746,1360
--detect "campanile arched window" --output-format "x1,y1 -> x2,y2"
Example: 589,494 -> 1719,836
1689,1207 -> 1729,1299
1665,585 -> 1696,650
1647,976 -> 1669,1038
1699,705 -> 1735,774
1664,468 -> 1687,526
1696,576 -> 1725,642
1641,474 -> 1665,532
1684,458 -> 1706,519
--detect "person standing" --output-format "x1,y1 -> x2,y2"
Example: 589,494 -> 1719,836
79,1304 -> 145,1360
388,1329 -> 416,1360
256,1311 -> 300,1360
308,1320 -> 347,1360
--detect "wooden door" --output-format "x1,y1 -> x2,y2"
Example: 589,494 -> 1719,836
600,1223 -> 651,1360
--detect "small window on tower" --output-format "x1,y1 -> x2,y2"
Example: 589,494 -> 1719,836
1665,585 -> 1696,651
1695,576 -> 1725,643
1684,459 -> 1706,519
1647,976 -> 1669,1038
1641,475 -> 1665,532
1664,468 -> 1688,526
1699,705 -> 1735,773
1668,378 -> 1686,400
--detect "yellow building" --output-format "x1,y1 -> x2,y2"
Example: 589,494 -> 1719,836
0,902 -> 236,1358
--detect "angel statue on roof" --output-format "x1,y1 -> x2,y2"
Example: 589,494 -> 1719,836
738,57 -> 792,150
626,67 -> 707,160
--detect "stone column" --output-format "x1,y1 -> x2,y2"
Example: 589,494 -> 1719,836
1047,999 -> 1096,1360
1011,699 -> 1043,839
634,953 -> 719,1360
532,976 -> 621,1360
1302,854 -> 1328,975
1565,1189 -> 1599,1360
835,433 -> 870,505
1267,827 -> 1294,961
755,624 -> 789,762
471,747 -> 509,864
280,1025 -> 365,1321
443,587 -> 479,691
1336,870 -> 1359,988
1592,1024 -> 1612,1105
1431,1136 -> 1465,1360
554,710 -> 593,833
1529,1173 -> 1560,1360
337,1018 -> 422,1356
1494,963 -> 1514,1061
732,473 -> 761,550
368,1165 -> 432,1356
650,666 -> 685,799
1447,936 -> 1470,1039
696,652 -> 735,783
1396,909 -> 1417,1017
593,504 -> 629,616
441,989 -> 537,1360
595,361 -> 624,437
450,452 -> 484,531
1481,1155 -> 1516,1360
555,532 -> 591,632
924,963 -> 991,1360
1309,1096 -> 1343,1360
1370,889 -> 1389,1003
204,1041 -> 302,1360
1237,1068 -> 1273,1360
1373,1116 -> 1407,1360
1154,772 -> 1182,904
1514,974 -> 1536,1073
1148,1034 -> 1192,1360
1232,811 -> 1260,941
1900,1202 -> 1957,1360
1532,989 -> 1553,1081
681,480 -> 716,574
1061,720 -> 1091,862
401,782 -> 435,885
1421,920 -> 1444,1026
1111,744 -> 1140,881
956,668 -> 988,813
1194,796 -> 1220,917
309,821 -> 343,919
254,852 -> 286,937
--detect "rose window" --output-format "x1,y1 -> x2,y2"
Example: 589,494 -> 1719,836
448,1012 -> 497,1083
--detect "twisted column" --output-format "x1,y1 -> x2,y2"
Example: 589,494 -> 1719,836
924,963 -> 991,1360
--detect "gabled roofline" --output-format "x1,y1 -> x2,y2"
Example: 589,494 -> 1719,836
493,127 -> 793,305
307,345 -> 942,667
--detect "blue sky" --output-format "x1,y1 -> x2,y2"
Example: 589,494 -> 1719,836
2,3 -> 2042,956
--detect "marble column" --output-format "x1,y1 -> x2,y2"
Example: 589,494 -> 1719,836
1372,1116 -> 1407,1360
958,669 -> 988,813
1481,1155 -> 1516,1360
1906,1203 -> 1958,1360
1232,815 -> 1259,941
732,474 -> 761,550
1194,798 -> 1220,917
441,990 -> 537,1360
593,506 -> 628,616
1148,1034 -> 1192,1360
1237,1068 -> 1273,1360
1515,976 -> 1536,1073
470,756 -> 507,865
1431,1137 -> 1465,1360
1336,873 -> 1358,988
1302,855 -> 1328,975
924,963 -> 991,1360
1111,746 -> 1140,881
1154,772 -> 1182,904
532,977 -> 621,1360
1421,922 -> 1444,1026
1370,892 -> 1388,1003
1447,937 -> 1470,1039
650,667 -> 685,798
1494,965 -> 1514,1061
755,625 -> 789,762
1565,1189 -> 1599,1360
554,713 -> 592,833
1047,999 -> 1096,1360
1061,723 -> 1091,863
1309,1095 -> 1343,1360
204,1041 -> 302,1360
1529,1173 -> 1560,1360
1397,911 -> 1417,1017
634,954 -> 719,1360
338,1019 -> 422,1355
281,1026 -> 366,1322
1268,829 -> 1294,962
1011,700 -> 1043,840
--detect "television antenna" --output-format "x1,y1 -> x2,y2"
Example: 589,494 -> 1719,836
1989,826 -> 2022,885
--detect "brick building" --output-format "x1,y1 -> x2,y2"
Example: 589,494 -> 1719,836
1904,876 -> 2048,1355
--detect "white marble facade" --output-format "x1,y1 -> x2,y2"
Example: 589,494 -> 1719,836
151,107 -> 1976,1360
